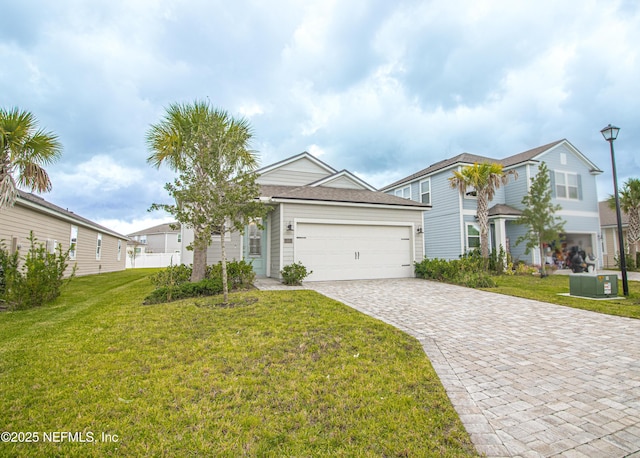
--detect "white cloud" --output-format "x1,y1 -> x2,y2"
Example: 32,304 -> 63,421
54,155 -> 137,192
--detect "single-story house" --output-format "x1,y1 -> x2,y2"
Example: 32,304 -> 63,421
381,139 -> 604,267
127,222 -> 181,268
0,190 -> 128,276
180,152 -> 430,281
598,201 -> 639,268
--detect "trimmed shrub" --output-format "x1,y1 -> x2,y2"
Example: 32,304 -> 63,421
144,277 -> 224,305
0,232 -> 76,310
414,254 -> 496,288
144,259 -> 256,304
280,262 -> 312,285
149,264 -> 192,288
206,259 -> 255,288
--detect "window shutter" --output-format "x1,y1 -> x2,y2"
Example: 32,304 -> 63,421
550,171 -> 556,198
577,174 -> 583,200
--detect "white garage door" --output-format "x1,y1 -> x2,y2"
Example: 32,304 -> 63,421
295,223 -> 414,281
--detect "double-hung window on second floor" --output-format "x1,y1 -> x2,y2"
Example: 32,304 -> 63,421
420,179 -> 431,204
394,185 -> 411,199
554,171 -> 580,200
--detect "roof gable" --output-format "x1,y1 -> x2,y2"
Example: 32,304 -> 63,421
309,170 -> 376,191
256,152 -> 336,186
128,222 -> 180,237
502,139 -> 602,173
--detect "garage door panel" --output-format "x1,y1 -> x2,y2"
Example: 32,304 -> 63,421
295,223 -> 413,281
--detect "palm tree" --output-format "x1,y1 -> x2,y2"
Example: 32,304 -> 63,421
449,162 -> 517,258
147,100 -> 261,289
0,107 -> 62,209
608,178 -> 640,264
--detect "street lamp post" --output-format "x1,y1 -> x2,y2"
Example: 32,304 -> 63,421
600,124 -> 629,296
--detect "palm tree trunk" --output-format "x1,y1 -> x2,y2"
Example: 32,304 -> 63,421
477,192 -> 490,259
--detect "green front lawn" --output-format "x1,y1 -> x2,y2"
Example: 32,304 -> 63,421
0,269 -> 477,457
483,273 -> 640,319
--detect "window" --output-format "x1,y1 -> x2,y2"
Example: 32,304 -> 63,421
47,239 -> 60,254
248,221 -> 261,256
467,224 -> 480,250
96,233 -> 102,260
117,240 -> 122,261
177,233 -> 182,243
69,226 -> 78,260
555,171 -> 579,199
139,235 -> 147,244
420,179 -> 431,204
394,186 -> 411,199
464,185 -> 477,199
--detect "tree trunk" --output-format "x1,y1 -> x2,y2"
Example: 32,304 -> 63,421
538,241 -> 547,278
477,191 -> 490,259
220,225 -> 229,303
191,230 -> 207,282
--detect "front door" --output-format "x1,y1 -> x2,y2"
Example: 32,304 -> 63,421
244,220 -> 267,276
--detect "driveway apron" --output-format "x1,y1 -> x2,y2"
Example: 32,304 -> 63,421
305,278 -> 640,458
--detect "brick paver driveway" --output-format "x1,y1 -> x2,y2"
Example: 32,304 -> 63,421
306,278 -> 640,457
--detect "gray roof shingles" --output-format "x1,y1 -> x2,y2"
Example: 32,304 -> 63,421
381,139 -> 598,192
260,185 -> 429,208
16,190 -> 128,239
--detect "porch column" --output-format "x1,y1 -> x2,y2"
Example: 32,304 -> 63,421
494,218 -> 507,252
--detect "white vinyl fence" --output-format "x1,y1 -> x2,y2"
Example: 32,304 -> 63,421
126,252 -> 181,269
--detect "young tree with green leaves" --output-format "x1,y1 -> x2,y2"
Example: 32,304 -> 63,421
0,107 -> 62,209
515,162 -> 565,277
607,177 -> 640,263
147,100 -> 268,301
449,162 -> 517,259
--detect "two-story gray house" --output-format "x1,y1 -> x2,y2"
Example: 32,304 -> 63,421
382,139 -> 603,267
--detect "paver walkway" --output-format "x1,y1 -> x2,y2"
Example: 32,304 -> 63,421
279,278 -> 640,457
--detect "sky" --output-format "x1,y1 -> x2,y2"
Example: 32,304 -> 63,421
2,0 -> 639,235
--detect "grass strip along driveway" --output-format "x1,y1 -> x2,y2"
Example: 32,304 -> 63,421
485,274 -> 640,320
0,270 -> 478,457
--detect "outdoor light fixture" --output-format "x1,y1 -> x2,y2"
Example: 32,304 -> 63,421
601,124 -> 629,296
286,222 -> 294,231
417,225 -> 423,234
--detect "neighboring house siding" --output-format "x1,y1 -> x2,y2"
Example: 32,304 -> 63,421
504,164 -> 530,209
424,173 -> 463,260
0,202 -> 125,276
279,203 -> 423,268
506,222 -> 532,264
180,230 -> 242,266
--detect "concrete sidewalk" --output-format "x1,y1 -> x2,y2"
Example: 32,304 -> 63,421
268,278 -> 640,457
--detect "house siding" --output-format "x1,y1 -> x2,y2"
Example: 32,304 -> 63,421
257,158 -> 332,186
0,201 -> 126,276
180,230 -> 243,266
504,164 -> 529,208
424,173 -> 464,259
269,205 -> 282,277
